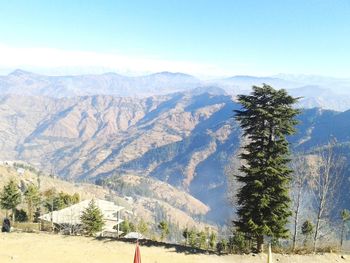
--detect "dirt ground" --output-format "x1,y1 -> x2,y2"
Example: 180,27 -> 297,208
0,232 -> 349,263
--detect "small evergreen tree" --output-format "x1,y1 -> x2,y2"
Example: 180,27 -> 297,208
188,228 -> 197,248
80,199 -> 105,236
197,231 -> 207,249
216,239 -> 228,254
0,180 -> 22,222
14,208 -> 28,222
229,231 -> 247,254
158,221 -> 170,241
301,220 -> 314,246
43,188 -> 57,212
209,231 -> 217,250
120,219 -> 131,235
234,85 -> 299,252
24,184 -> 41,222
137,218 -> 149,236
129,222 -> 136,232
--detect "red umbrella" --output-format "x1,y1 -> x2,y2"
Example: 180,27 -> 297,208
133,241 -> 141,263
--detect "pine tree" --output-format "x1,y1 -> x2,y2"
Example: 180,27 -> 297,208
120,219 -> 132,235
301,220 -> 314,246
234,85 -> 299,252
80,199 -> 105,236
209,231 -> 217,250
0,180 -> 22,222
158,221 -> 170,241
24,184 -> 41,222
137,218 -> 149,237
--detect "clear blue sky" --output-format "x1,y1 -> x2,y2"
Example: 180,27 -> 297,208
0,0 -> 349,77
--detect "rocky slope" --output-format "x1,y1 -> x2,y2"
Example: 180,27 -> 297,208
0,92 -> 240,222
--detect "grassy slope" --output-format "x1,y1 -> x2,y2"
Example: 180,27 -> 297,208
0,165 -> 212,230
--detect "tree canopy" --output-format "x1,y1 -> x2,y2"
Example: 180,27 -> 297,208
0,180 -> 22,221
234,85 -> 299,252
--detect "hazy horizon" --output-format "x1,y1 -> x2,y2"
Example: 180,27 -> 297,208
1,0 -> 349,78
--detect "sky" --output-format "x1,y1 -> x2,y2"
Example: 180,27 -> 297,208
0,0 -> 349,78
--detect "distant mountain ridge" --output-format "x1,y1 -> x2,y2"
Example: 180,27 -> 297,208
1,69 -> 350,110
0,69 -> 200,98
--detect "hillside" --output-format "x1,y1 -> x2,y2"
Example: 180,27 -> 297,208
0,92 -> 240,222
0,164 -> 211,231
3,90 -> 350,224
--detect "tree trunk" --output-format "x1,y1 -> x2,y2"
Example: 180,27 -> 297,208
292,186 -> 302,251
12,208 -> 15,222
313,205 -> 323,252
256,235 -> 264,253
28,200 -> 33,222
341,221 -> 345,247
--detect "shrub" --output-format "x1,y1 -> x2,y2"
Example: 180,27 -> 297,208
14,209 -> 28,222
228,231 -> 248,253
217,239 -> 228,254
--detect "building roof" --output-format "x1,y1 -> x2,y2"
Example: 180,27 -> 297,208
40,199 -> 124,225
124,232 -> 144,239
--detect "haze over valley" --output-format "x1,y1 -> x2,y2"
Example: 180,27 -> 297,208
1,70 -> 350,224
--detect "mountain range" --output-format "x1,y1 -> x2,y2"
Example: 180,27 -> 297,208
1,70 -> 350,110
1,70 -> 350,224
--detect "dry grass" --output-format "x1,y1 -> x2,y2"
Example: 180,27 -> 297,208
0,232 -> 349,263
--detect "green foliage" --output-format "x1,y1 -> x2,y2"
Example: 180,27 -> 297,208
301,220 -> 314,236
341,209 -> 350,222
197,231 -> 207,249
13,162 -> 41,176
102,177 -> 153,198
137,218 -> 149,236
188,228 -> 197,248
24,184 -> 41,222
158,221 -> 170,241
0,180 -> 22,221
80,199 -> 105,236
120,220 -> 131,235
33,207 -> 41,223
43,188 -> 58,212
14,208 -> 28,222
234,85 -> 299,251
209,231 -> 217,250
43,188 -> 80,212
129,222 -> 136,232
301,220 -> 314,246
120,219 -> 136,235
228,231 -> 248,254
216,239 -> 228,254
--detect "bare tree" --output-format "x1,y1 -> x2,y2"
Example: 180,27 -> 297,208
290,154 -> 310,251
310,141 -> 344,252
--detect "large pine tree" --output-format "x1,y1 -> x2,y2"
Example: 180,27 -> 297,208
234,85 -> 299,252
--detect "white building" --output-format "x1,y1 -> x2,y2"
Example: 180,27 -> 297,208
40,199 -> 124,236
